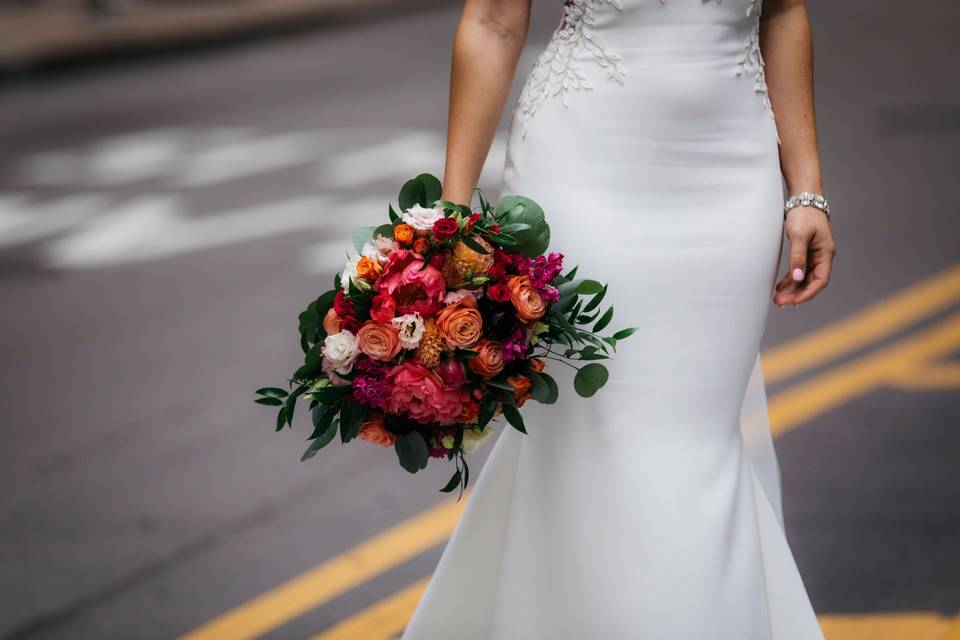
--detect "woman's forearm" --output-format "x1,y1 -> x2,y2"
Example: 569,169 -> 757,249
442,1 -> 531,205
760,0 -> 823,195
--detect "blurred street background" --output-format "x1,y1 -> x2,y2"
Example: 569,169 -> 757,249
0,1 -> 958,638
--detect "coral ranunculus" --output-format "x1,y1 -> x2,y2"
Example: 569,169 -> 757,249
385,362 -> 469,425
357,321 -> 402,361
394,223 -> 415,246
435,297 -> 483,349
356,256 -> 381,281
507,374 -> 533,407
468,339 -> 505,379
507,275 -> 548,323
322,307 -> 343,335
358,412 -> 396,447
377,249 -> 446,317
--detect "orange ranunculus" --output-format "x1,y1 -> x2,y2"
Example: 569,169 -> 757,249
507,374 -> 533,407
358,412 -> 395,447
394,224 -> 415,246
507,275 -> 547,323
435,298 -> 483,349
460,400 -> 481,424
322,308 -> 343,335
356,256 -> 381,281
468,338 -> 504,379
529,356 -> 545,373
357,321 -> 402,361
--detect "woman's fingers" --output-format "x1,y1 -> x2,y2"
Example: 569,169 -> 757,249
773,207 -> 836,307
793,239 -> 835,304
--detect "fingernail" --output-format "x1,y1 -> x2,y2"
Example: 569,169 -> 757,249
792,268 -> 804,282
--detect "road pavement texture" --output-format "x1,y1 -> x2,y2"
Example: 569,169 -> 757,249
0,2 -> 958,639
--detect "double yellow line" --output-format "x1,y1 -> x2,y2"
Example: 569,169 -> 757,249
182,264 -> 960,640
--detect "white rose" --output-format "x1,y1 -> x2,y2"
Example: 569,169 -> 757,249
401,204 -> 443,233
340,254 -> 361,290
462,425 -> 495,455
391,312 -> 425,349
321,329 -> 359,375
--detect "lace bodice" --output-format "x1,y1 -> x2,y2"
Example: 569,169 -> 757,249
515,0 -> 775,140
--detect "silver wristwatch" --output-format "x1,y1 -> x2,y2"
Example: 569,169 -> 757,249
784,192 -> 831,221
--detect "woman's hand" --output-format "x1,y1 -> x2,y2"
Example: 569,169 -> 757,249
774,207 -> 836,307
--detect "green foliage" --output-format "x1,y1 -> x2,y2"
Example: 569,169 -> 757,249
574,363 -> 609,398
395,431 -> 430,473
398,173 -> 443,211
494,195 -> 551,257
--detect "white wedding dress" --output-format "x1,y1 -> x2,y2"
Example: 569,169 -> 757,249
403,1 -> 825,638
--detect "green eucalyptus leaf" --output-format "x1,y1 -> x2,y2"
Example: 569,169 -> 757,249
395,431 -> 430,474
538,371 -> 560,404
256,397 -> 283,407
574,363 -> 609,398
528,371 -> 551,403
494,195 -> 550,257
613,327 -> 640,340
352,226 -> 377,252
576,279 -> 605,295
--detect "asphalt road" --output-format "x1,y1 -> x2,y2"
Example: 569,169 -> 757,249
0,2 -> 958,639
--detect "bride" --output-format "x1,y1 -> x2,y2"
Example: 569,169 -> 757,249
402,0 -> 835,637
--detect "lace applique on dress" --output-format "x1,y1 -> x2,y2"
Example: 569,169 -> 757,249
736,0 -> 780,140
515,0 -> 626,139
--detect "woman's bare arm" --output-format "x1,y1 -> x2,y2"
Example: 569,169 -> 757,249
441,0 -> 532,205
761,0 -> 837,307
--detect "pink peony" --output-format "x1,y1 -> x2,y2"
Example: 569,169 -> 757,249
385,362 -> 469,426
376,249 -> 446,317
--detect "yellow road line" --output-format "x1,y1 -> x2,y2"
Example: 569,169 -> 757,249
762,263 -> 960,383
768,313 -> 960,436
819,612 -> 958,640
311,577 -> 430,640
178,500 -> 464,640
888,362 -> 960,390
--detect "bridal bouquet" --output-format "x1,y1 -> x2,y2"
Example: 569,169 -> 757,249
256,174 -> 636,496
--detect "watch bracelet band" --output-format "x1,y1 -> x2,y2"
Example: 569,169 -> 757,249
784,192 -> 831,221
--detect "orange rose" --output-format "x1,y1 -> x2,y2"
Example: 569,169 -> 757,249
356,256 -> 381,281
356,321 -> 402,361
507,374 -> 532,407
435,298 -> 483,349
394,224 -> 415,246
322,308 -> 343,335
468,339 -> 504,379
507,275 -> 547,323
358,412 -> 396,447
529,356 -> 545,373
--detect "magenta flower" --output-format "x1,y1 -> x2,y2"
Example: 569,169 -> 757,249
352,376 -> 391,409
502,327 -> 529,363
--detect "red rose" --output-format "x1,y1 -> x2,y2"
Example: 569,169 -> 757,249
465,213 -> 482,231
429,253 -> 446,269
487,282 -> 513,303
489,224 -> 501,233
413,236 -> 431,255
433,217 -> 459,241
370,292 -> 396,323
